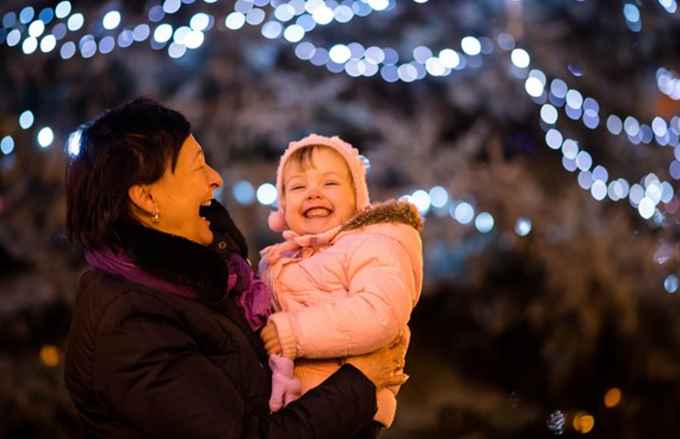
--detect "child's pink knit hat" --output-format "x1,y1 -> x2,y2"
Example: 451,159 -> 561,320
268,134 -> 370,232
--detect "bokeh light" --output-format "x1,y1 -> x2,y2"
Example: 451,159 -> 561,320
256,183 -> 277,205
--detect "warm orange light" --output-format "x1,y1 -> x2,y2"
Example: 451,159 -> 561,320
573,413 -> 595,434
604,387 -> 622,408
40,345 -> 60,367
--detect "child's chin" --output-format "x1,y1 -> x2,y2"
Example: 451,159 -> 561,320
303,218 -> 338,234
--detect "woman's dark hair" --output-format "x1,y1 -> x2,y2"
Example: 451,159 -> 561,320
66,98 -> 191,250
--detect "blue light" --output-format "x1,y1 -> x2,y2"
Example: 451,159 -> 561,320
1,136 -> 15,155
67,13 -> 84,31
103,11 -> 122,30
256,183 -> 277,205
67,129 -> 82,156
429,186 -> 449,208
295,41 -> 315,60
55,2 -> 72,19
190,13 -> 211,31
60,41 -> 76,59
545,129 -> 563,150
623,3 -> 640,22
2,12 -> 17,28
664,274 -> 678,293
163,0 -> 182,14
232,180 -> 255,205
411,190 -> 431,214
19,7 -> 35,24
474,212 -> 494,233
19,110 -> 35,129
154,24 -> 173,43
37,127 -> 54,148
515,218 -> 532,236
453,202 -> 474,224
38,7 -> 55,24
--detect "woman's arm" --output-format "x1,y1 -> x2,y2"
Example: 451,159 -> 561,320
96,295 -> 376,439
268,234 -> 418,360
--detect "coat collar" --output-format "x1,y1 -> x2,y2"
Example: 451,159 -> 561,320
339,199 -> 423,233
109,222 -> 267,361
116,222 -> 228,303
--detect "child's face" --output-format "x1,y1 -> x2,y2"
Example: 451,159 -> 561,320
282,147 -> 357,235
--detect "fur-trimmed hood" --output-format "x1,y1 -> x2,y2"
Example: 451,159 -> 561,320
340,199 -> 423,234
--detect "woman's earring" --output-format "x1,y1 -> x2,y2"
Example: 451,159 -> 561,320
152,209 -> 160,224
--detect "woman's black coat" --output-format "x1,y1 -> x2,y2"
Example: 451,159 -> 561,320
64,203 -> 376,438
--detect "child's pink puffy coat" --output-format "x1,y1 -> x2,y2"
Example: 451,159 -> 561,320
260,201 -> 423,427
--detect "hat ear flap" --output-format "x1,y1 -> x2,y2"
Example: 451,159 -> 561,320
268,210 -> 287,232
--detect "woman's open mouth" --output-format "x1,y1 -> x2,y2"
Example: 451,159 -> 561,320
198,199 -> 213,223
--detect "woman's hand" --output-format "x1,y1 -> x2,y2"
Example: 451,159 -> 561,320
260,321 -> 283,356
345,331 -> 410,390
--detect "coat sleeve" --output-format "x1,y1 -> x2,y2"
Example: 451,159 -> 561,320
269,235 -> 417,359
95,294 -> 376,439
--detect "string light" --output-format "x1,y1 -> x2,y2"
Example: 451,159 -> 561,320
1,136 -> 15,155
234,0 -> 485,82
515,218 -> 532,237
1,2 -> 675,218
398,184 -> 513,235
541,122 -> 674,219
515,46 -> 680,195
519,61 -> 680,150
623,2 -> 642,32
657,67 -> 680,101
256,182 -> 278,206
1,0 -> 204,59
2,0 -> 468,81
664,274 -> 679,293
657,0 -> 678,13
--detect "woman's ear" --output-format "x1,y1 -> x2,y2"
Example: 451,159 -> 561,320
128,184 -> 155,215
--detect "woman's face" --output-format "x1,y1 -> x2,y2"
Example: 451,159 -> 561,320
147,135 -> 223,245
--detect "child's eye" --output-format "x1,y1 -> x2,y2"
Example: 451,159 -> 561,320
291,185 -> 305,191
325,181 -> 339,186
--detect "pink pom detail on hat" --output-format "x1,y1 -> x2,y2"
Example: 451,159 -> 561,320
268,134 -> 370,232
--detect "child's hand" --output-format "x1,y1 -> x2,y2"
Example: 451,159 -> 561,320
261,322 -> 283,356
345,331 -> 410,390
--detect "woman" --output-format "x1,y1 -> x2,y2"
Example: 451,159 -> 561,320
63,98 -> 407,438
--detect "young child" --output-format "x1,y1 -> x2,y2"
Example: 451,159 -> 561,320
259,134 -> 423,435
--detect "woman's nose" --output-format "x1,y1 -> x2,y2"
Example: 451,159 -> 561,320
207,165 -> 223,189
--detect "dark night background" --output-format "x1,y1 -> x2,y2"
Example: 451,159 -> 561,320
1,0 -> 680,437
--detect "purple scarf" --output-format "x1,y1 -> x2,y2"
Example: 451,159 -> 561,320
85,248 -> 272,331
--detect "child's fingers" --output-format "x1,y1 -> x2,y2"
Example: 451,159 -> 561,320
261,327 -> 278,345
265,339 -> 282,355
261,331 -> 275,344
385,371 -> 409,388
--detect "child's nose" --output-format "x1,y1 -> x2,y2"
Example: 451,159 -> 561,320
305,186 -> 322,199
